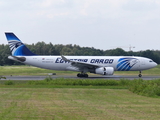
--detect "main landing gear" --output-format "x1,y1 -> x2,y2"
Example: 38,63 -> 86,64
138,71 -> 142,77
77,73 -> 89,78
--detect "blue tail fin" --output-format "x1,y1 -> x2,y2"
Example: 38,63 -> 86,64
5,32 -> 36,56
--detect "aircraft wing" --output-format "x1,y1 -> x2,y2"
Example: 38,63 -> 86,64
61,55 -> 100,70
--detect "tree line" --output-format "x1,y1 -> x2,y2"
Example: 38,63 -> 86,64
0,41 -> 160,65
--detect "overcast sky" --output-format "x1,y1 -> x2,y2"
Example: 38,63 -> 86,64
0,0 -> 160,51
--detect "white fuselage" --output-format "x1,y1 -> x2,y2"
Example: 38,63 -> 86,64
8,56 -> 157,72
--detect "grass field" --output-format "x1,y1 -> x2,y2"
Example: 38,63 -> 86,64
0,87 -> 160,120
0,65 -> 160,120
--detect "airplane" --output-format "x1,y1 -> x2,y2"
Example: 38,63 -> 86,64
5,32 -> 157,78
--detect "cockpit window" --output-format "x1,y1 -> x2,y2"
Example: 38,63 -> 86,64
149,60 -> 153,62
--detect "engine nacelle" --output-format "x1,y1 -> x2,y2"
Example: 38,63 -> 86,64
95,67 -> 114,75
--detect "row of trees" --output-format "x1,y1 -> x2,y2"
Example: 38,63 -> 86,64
0,41 -> 160,65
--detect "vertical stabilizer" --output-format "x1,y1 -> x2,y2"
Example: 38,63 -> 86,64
5,32 -> 36,56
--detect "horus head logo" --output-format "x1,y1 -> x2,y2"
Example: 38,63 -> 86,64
8,40 -> 23,53
117,58 -> 138,71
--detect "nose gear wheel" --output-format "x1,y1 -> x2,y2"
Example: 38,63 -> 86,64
138,71 -> 142,77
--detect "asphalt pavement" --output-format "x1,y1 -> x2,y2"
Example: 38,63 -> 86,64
1,75 -> 160,80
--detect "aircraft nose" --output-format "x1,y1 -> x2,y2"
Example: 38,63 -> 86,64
153,62 -> 158,67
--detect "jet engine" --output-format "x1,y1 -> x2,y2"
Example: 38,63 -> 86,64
95,67 -> 114,75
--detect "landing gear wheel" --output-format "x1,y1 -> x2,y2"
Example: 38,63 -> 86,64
84,74 -> 88,78
77,73 -> 89,78
138,74 -> 142,77
77,73 -> 81,77
138,71 -> 142,78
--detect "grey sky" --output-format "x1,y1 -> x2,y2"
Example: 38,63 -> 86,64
0,0 -> 160,51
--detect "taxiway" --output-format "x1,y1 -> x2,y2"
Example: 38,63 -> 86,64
1,75 -> 160,80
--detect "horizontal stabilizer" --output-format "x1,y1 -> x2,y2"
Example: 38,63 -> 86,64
8,56 -> 26,62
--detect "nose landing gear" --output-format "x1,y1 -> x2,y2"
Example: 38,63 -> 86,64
138,71 -> 142,77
